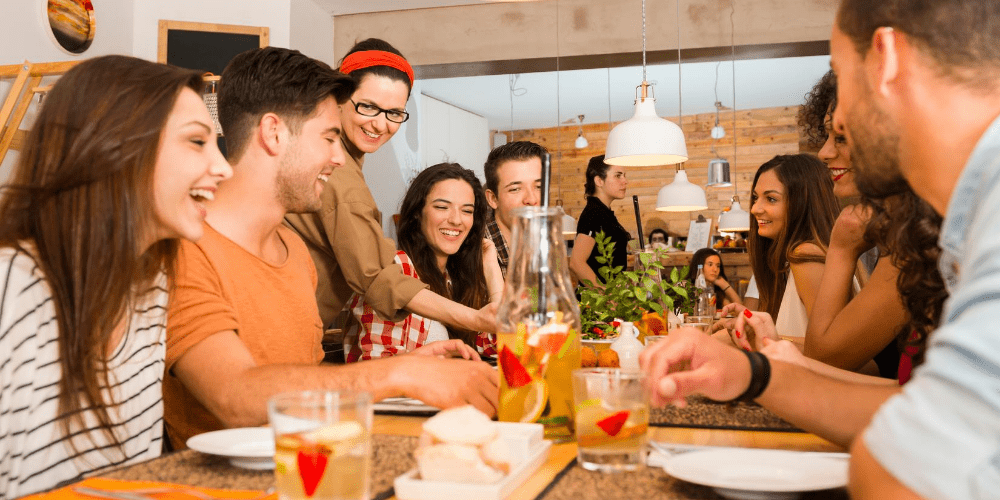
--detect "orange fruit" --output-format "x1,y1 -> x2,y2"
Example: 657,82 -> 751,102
597,349 -> 620,368
581,346 -> 598,367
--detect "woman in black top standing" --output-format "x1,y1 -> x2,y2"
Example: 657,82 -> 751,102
570,155 -> 631,286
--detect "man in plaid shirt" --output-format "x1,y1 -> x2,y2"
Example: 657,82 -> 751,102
483,141 -> 547,279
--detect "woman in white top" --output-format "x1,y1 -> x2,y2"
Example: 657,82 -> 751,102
0,55 -> 232,498
741,154 -> 840,341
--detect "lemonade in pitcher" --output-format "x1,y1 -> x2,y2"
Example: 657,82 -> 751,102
495,205 -> 581,441
498,317 -> 581,440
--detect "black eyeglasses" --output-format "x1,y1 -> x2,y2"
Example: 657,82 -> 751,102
350,99 -> 409,123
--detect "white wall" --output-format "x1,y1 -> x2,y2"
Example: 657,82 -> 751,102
420,94 -> 489,183
0,0 -> 134,65
0,0 -> 135,183
290,0 -> 335,66
132,0 -> 291,61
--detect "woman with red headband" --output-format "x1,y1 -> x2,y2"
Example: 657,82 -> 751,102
286,39 -> 500,358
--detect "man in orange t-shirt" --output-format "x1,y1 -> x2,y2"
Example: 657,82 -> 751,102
164,47 -> 499,449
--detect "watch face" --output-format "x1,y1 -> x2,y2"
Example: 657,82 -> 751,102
48,0 -> 96,54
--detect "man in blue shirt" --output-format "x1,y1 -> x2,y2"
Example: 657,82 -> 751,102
641,0 -> 1000,497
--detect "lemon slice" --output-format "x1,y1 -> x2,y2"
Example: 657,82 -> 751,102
520,379 -> 548,423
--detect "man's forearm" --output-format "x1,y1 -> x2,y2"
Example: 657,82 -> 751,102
758,360 -> 900,448
205,358 -> 410,428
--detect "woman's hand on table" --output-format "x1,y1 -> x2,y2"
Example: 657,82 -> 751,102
411,339 -> 481,360
720,303 -> 779,351
639,328 -> 751,408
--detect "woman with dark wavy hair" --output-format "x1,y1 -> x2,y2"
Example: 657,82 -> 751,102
0,56 -> 231,497
345,163 -> 503,361
792,71 -> 936,379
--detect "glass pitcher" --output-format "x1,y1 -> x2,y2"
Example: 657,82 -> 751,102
496,206 -> 581,441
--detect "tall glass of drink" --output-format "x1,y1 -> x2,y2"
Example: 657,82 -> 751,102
269,391 -> 373,500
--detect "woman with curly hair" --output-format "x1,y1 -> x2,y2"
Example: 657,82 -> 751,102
793,71 -> 943,379
344,163 -> 503,361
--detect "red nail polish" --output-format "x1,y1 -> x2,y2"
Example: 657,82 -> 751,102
743,309 -> 753,319
735,330 -> 741,338
744,346 -> 751,351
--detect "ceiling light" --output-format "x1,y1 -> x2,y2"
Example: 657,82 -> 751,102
604,0 -> 688,166
707,157 -> 732,187
656,165 -> 707,211
718,196 -> 751,232
574,114 -> 589,149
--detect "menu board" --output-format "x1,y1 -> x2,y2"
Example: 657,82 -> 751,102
685,218 -> 713,252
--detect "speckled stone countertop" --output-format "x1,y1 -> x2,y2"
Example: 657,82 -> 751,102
651,395 -> 800,432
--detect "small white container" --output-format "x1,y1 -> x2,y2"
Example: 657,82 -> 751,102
610,322 -> 644,372
394,422 -> 551,500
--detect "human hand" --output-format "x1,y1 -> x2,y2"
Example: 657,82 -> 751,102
402,357 -> 499,417
410,339 -> 481,361
481,238 -> 498,267
720,303 -> 779,351
473,302 -> 499,333
759,337 -> 807,369
830,205 -> 874,259
639,328 -> 751,407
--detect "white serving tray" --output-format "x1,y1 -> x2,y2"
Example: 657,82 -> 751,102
393,422 -> 551,500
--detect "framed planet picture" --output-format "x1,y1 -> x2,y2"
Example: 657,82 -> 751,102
47,0 -> 95,54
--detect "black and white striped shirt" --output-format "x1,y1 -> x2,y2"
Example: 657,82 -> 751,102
0,247 -> 167,499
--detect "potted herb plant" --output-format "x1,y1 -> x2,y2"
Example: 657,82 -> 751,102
578,231 -> 694,341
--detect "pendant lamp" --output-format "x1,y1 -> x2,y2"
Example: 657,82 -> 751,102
656,165 -> 708,211
716,0 -> 751,232
653,0 -> 707,211
706,99 -> 731,187
604,0 -> 688,166
574,115 -> 589,149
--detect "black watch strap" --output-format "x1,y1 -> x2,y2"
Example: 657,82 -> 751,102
734,350 -> 771,402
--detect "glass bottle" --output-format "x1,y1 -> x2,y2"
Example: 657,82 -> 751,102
496,206 -> 581,441
694,264 -> 716,320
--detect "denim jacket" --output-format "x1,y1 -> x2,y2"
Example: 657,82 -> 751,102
865,114 -> 1000,499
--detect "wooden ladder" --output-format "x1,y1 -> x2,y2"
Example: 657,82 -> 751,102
0,60 -> 80,165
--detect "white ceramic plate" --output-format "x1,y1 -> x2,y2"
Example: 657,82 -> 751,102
373,397 -> 440,415
186,427 -> 275,470
661,448 -> 848,500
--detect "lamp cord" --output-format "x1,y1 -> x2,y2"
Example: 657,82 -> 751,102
676,0 -> 683,132
641,0 -> 647,83
730,0 -> 738,197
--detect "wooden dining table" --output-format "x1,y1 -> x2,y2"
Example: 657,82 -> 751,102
88,412 -> 848,500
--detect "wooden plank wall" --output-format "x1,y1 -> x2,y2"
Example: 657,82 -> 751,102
510,105 -> 804,238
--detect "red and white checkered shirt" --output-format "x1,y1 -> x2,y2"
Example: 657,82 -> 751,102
344,251 -> 496,362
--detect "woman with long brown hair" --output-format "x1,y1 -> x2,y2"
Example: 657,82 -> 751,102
746,154 -> 840,339
0,55 -> 231,497
344,163 -> 502,361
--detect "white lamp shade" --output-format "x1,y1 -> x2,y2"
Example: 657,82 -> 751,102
575,133 -> 589,149
605,97 -> 688,166
656,170 -> 707,211
718,199 -> 751,232
561,213 -> 578,236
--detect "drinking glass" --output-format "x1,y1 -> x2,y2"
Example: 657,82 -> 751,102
572,368 -> 649,472
269,391 -> 373,500
644,335 -> 669,348
683,314 -> 713,334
